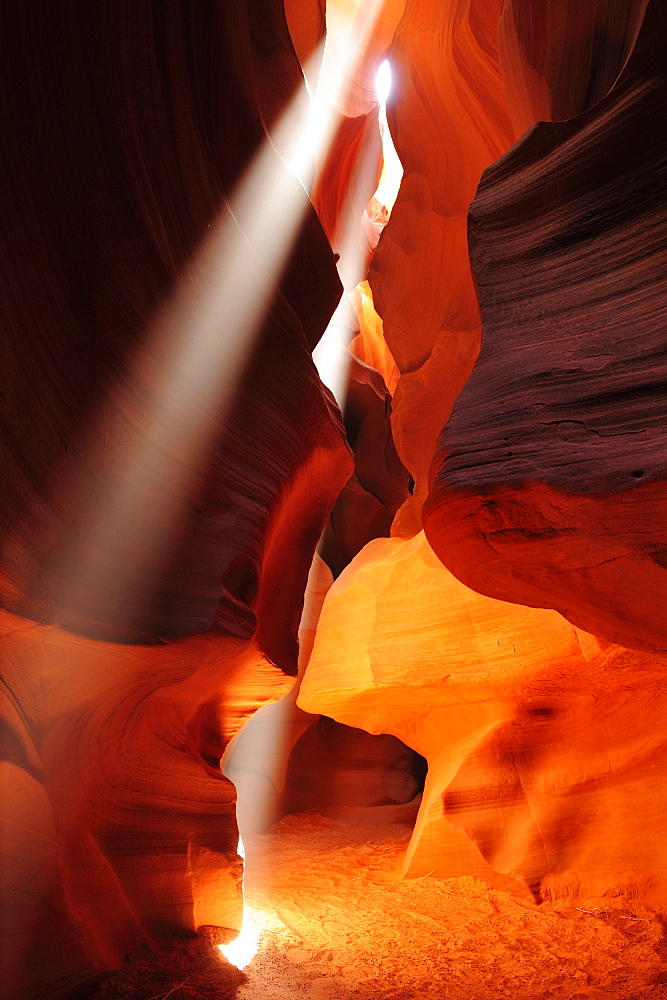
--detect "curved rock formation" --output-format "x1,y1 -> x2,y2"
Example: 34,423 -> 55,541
0,607 -> 300,999
284,0 -> 327,90
311,109 -> 383,288
425,0 -> 667,650
369,0 -> 517,532
349,281 -> 400,395
317,0 -> 406,120
0,3 -> 351,997
3,0 -> 667,996
0,1 -> 349,652
299,532 -> 667,904
281,714 -> 426,813
498,0 -> 650,133
319,352 -> 410,578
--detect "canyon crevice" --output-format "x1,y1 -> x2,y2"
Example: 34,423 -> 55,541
1,2 -> 666,998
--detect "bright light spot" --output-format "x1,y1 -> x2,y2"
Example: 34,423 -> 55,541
50,1 -> 390,635
283,92 -> 331,185
372,58 -> 402,215
375,60 -> 392,105
312,294 -> 352,409
219,837 -> 263,970
219,906 -> 264,970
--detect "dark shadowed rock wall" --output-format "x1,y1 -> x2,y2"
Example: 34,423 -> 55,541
425,0 -> 667,651
0,3 -> 352,998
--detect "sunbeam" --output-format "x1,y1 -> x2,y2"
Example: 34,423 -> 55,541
54,0 -> 388,637
218,839 -> 263,971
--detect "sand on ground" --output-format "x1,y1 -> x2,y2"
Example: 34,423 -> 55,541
94,800 -> 667,1000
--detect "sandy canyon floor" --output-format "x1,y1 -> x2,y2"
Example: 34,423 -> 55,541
94,800 -> 667,1000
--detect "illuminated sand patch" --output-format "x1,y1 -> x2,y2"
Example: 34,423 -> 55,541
218,907 -> 265,971
226,808 -> 667,1000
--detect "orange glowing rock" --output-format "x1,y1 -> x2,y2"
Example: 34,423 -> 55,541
318,0 -> 407,120
311,108 -> 383,288
0,608 -> 294,999
284,0 -> 327,91
225,551 -> 426,827
4,2 -> 666,999
299,532 -> 667,903
0,6 -> 352,998
349,281 -> 400,395
306,2 -> 406,289
425,1 -> 667,652
369,0 -> 518,529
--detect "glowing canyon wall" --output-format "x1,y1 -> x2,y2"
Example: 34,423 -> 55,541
0,3 -> 350,996
304,0 -> 667,917
425,0 -> 667,651
1,0 -> 666,998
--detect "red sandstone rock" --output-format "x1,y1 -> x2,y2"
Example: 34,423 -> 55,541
281,715 -> 426,813
0,1 -> 349,653
0,608 -> 296,999
317,0 -> 406,120
319,352 -> 410,578
348,281 -> 400,395
299,533 -> 667,904
3,1 -> 667,997
285,0 -> 326,87
369,0 -> 518,532
498,0 -> 649,133
0,4 -> 351,997
311,109 -> 383,288
425,0 -> 667,651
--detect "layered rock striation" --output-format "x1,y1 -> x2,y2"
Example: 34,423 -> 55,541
369,0 -> 518,532
0,3 -> 352,997
299,532 -> 667,904
3,0 -> 667,996
425,0 -> 667,650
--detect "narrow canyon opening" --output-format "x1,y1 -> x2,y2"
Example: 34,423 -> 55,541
2,2 -> 667,999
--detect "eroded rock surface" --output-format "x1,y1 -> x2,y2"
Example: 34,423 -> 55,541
3,0 -> 667,996
319,353 -> 410,578
299,533 -> 667,904
0,3 -> 351,997
0,1 -> 350,653
425,0 -> 667,650
498,0 -> 650,132
0,607 -> 300,999
369,0 -> 517,531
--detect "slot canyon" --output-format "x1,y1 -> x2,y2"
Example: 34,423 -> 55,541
2,1 -> 667,998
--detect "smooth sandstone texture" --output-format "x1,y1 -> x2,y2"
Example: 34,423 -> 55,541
312,109 -> 383,288
317,0 -> 406,120
319,352 -> 410,578
425,0 -> 667,651
284,0 -> 326,91
349,281 -> 401,396
498,0 -> 650,133
303,0 -> 406,288
369,0 -> 518,531
299,533 -> 667,903
0,1 -> 350,656
3,0 -> 667,997
280,714 -> 426,814
0,3 -> 351,998
0,608 -> 296,1000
